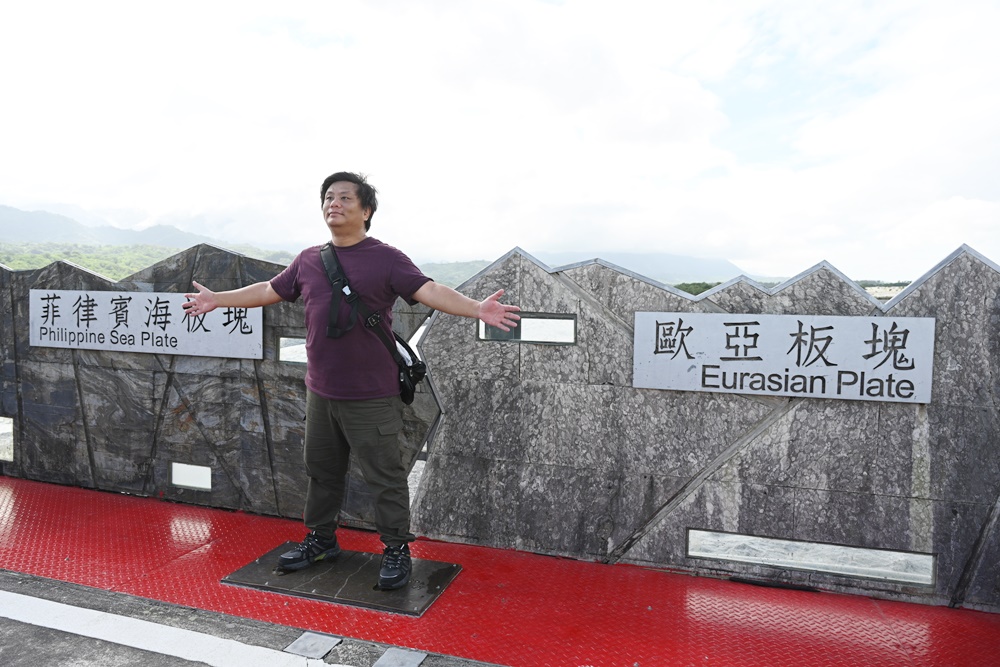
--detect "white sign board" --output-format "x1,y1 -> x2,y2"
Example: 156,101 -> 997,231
633,313 -> 935,403
30,290 -> 263,359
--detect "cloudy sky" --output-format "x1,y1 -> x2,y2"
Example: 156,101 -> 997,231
2,0 -> 999,281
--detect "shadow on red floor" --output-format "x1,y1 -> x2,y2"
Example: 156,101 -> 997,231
1,476 -> 998,667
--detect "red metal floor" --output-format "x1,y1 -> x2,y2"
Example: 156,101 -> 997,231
1,476 -> 998,667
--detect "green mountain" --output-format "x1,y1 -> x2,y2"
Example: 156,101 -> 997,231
1,204 -> 783,287
0,205 -> 220,247
0,205 -> 301,280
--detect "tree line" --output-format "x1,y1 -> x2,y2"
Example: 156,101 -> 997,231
0,243 -> 295,282
2,244 -> 907,294
0,243 -> 490,288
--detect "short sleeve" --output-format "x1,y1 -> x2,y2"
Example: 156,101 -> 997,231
270,252 -> 304,302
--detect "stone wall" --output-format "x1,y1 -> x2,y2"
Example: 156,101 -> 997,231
411,245 -> 1000,612
0,245 -> 436,528
2,243 -> 998,612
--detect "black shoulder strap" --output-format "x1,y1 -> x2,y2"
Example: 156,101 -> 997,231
319,242 -> 359,339
319,242 -> 406,367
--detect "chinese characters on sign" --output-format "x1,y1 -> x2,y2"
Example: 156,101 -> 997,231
30,290 -> 263,359
634,313 -> 935,404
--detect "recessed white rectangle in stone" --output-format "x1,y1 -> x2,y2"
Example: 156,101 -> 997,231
0,417 -> 12,462
278,337 -> 307,363
520,317 -> 575,343
687,529 -> 935,585
170,462 -> 212,491
479,313 -> 576,344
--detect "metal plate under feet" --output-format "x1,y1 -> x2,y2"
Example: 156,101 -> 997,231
221,543 -> 462,617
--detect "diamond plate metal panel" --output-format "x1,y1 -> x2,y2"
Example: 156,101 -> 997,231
2,476 -> 998,667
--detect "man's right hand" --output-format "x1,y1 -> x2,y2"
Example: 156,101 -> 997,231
183,281 -> 219,317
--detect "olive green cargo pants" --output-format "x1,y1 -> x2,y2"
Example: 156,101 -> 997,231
302,390 -> 415,547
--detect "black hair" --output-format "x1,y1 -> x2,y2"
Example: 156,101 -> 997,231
320,172 -> 378,230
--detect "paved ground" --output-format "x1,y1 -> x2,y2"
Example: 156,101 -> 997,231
2,475 -> 999,666
0,570 -> 495,667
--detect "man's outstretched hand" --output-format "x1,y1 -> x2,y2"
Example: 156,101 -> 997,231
478,289 -> 521,332
182,281 -> 219,317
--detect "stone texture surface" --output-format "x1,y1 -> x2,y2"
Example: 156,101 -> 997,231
3,244 -> 999,613
411,247 -> 1000,612
0,245 -> 438,534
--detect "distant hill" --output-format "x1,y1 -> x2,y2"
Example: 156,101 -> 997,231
1,204 -> 775,285
418,251 -> 762,289
0,205 -> 297,280
0,205 -> 220,247
0,242 -> 297,281
417,260 -> 491,287
528,250 -> 753,284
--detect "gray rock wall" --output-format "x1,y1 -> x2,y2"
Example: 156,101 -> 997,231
412,246 -> 1000,612
0,245 -> 436,529
3,243 -> 998,612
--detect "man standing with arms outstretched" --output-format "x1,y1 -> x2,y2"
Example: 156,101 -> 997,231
183,172 -> 520,589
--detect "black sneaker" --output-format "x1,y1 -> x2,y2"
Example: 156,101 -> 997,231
276,532 -> 341,572
378,544 -> 412,590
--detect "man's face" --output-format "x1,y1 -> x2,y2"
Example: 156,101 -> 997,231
323,181 -> 371,234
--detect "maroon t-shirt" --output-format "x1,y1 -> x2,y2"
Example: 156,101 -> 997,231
269,237 -> 432,400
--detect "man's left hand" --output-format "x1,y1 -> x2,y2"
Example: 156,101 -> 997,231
478,289 -> 521,332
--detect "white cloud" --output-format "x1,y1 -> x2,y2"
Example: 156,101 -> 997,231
1,0 -> 999,280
